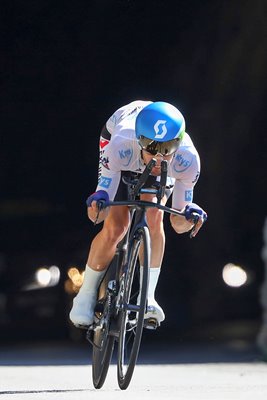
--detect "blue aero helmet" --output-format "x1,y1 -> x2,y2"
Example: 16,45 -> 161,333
135,101 -> 185,156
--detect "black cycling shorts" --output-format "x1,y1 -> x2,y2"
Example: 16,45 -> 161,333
114,171 -> 173,201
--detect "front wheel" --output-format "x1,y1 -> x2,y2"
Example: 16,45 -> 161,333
92,264 -> 116,389
117,226 -> 150,390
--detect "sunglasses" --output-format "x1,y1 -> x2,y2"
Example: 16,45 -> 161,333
139,136 -> 181,156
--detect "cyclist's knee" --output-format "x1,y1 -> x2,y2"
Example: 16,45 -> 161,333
146,208 -> 164,234
102,219 -> 128,245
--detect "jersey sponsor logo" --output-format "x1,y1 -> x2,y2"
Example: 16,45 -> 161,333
173,153 -> 193,173
100,156 -> 109,169
154,120 -> 167,139
192,171 -> 200,184
99,134 -> 110,171
98,176 -> 112,189
119,106 -> 139,122
118,148 -> 133,167
100,139 -> 109,149
185,190 -> 193,201
98,162 -> 109,181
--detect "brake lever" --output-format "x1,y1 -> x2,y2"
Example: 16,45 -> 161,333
189,212 -> 200,239
189,212 -> 207,238
94,200 -> 108,225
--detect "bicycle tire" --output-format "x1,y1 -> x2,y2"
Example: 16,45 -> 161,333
92,265 -> 116,389
117,226 -> 150,389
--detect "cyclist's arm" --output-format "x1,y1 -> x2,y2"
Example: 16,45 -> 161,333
87,166 -> 121,223
169,152 -> 204,236
87,134 -> 121,223
170,179 -> 206,237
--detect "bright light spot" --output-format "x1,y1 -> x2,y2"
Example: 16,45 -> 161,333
222,263 -> 248,287
35,266 -> 60,287
67,267 -> 84,288
66,267 -> 84,293
36,268 -> 51,287
49,265 -> 60,286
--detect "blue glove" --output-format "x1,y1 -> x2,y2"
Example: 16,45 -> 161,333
184,203 -> 207,222
86,190 -> 109,208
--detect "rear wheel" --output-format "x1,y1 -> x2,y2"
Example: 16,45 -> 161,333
117,226 -> 150,390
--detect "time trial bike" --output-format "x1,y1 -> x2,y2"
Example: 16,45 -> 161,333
86,158 -> 200,390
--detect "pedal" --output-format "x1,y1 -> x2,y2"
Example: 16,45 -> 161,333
94,299 -> 105,314
144,318 -> 160,330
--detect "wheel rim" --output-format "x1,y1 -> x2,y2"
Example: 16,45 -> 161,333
117,229 -> 149,388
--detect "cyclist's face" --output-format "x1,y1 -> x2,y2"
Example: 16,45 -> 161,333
142,150 -> 174,176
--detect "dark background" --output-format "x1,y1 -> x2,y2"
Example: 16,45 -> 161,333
1,0 -> 266,343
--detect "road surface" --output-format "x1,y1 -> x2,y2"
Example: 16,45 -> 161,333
0,339 -> 266,399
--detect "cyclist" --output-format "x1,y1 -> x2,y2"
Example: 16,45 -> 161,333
70,100 -> 207,328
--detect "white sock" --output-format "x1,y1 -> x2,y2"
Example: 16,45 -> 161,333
140,266 -> 161,301
78,265 -> 105,295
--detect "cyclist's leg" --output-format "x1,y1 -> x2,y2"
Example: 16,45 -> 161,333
139,192 -> 168,266
70,205 -> 130,327
88,205 -> 130,270
139,193 -> 168,324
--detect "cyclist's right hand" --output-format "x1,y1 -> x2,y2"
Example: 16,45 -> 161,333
86,190 -> 109,208
86,190 -> 110,223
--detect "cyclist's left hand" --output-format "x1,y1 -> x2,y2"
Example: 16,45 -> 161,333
184,203 -> 207,237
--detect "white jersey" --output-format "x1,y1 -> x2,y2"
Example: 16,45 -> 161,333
96,100 -> 200,210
